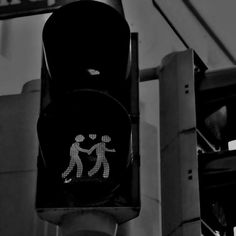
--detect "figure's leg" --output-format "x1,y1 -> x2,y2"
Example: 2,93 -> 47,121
88,158 -> 102,177
75,157 -> 83,178
62,158 -> 75,178
102,158 -> 110,178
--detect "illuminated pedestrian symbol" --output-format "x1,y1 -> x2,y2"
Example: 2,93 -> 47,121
62,135 -> 90,181
62,134 -> 116,181
88,135 -> 116,178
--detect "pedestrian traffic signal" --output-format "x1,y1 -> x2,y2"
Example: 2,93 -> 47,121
37,90 -> 132,204
160,49 -> 236,236
36,0 -> 140,228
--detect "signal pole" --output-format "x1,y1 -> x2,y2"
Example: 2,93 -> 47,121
160,49 -> 236,236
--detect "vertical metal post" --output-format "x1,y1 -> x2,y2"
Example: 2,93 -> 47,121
159,50 -> 201,236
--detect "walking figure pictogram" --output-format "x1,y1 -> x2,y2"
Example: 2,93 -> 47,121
62,135 -> 89,181
88,135 -> 116,178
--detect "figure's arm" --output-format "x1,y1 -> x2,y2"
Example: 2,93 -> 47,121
106,148 -> 116,152
88,144 -> 97,154
78,147 -> 90,153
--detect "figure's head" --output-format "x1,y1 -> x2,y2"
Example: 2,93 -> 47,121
101,135 -> 111,143
75,134 -> 85,142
